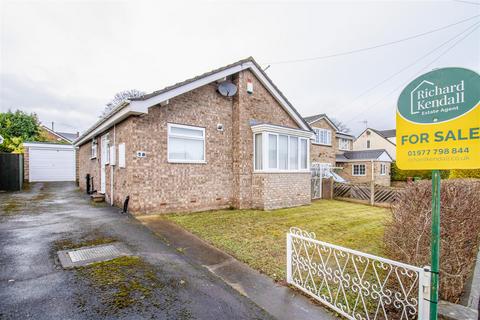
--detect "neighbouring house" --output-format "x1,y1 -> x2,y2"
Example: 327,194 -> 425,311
303,114 -> 392,185
40,124 -> 79,144
74,57 -> 314,215
353,128 -> 396,159
335,149 -> 393,186
303,113 -> 355,167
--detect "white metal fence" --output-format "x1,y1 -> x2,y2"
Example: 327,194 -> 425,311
286,227 -> 431,320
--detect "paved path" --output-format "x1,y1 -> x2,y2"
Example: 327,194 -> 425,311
138,217 -> 336,320
0,182 -> 273,319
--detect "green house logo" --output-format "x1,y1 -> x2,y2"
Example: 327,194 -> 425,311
398,68 -> 480,124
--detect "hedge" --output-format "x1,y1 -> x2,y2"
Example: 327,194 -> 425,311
384,179 -> 480,302
449,169 -> 480,179
390,161 -> 449,181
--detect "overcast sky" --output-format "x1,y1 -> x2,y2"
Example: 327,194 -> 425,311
1,0 -> 479,135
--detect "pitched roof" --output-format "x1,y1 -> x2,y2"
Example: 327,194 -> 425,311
303,113 -> 339,131
56,132 -> 78,142
75,57 -> 311,145
303,114 -> 326,124
336,132 -> 355,140
376,129 -> 396,138
336,149 -> 392,161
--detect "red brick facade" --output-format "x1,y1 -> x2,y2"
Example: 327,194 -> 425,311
78,69 -> 311,214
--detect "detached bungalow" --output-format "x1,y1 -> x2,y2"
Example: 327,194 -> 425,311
74,57 -> 314,215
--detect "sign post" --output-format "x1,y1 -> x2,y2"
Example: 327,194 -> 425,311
397,67 -> 480,320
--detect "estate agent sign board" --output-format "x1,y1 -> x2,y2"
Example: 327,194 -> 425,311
397,67 -> 479,320
397,67 -> 480,170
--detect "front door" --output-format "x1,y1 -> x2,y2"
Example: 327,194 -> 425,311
100,134 -> 108,193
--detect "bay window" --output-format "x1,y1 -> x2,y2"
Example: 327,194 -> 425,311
254,130 -> 310,172
168,123 -> 205,163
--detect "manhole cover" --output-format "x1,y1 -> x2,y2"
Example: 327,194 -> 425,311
57,242 -> 131,268
68,245 -> 121,263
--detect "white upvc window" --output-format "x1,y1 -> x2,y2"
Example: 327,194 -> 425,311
168,123 -> 205,163
313,128 -> 332,145
254,132 -> 309,172
352,164 -> 366,176
91,138 -> 97,159
339,138 -> 350,151
103,133 -> 110,164
380,163 -> 387,175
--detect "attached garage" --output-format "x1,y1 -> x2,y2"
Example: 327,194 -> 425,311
23,142 -> 76,182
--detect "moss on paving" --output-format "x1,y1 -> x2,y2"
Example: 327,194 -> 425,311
77,256 -> 160,312
165,199 -> 389,281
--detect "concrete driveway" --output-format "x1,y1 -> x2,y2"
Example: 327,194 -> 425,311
0,182 -> 273,320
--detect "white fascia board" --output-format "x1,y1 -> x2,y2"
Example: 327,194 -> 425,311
23,142 -> 74,149
130,64 -> 246,113
75,105 -> 142,146
251,124 -> 314,139
378,151 -> 393,162
129,62 -> 310,131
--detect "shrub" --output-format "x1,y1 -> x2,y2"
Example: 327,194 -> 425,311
449,169 -> 480,179
390,161 -> 449,181
384,179 -> 480,303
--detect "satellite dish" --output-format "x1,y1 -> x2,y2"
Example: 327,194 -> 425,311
217,81 -> 237,97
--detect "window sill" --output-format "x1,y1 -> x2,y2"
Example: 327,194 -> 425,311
352,174 -> 366,177
312,142 -> 332,147
168,160 -> 207,164
254,170 -> 310,174
90,156 -> 97,160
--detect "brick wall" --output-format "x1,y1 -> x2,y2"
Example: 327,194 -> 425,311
78,69 -> 311,214
252,172 -> 310,210
232,70 -> 301,209
337,161 -> 391,186
23,147 -> 29,181
309,118 -> 336,165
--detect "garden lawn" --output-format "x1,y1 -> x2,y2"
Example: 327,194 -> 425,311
165,200 -> 390,281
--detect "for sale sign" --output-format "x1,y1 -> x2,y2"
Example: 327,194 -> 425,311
396,67 -> 480,170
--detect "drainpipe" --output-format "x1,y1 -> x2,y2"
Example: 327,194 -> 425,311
111,124 -> 116,206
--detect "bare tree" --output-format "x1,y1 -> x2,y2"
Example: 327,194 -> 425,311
331,118 -> 351,133
101,89 -> 145,117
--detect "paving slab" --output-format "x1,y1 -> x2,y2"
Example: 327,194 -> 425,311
138,216 -> 337,320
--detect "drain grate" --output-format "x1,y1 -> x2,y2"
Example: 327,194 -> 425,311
57,242 -> 131,268
68,245 -> 121,263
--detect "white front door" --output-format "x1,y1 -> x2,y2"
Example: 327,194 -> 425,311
100,135 -> 108,193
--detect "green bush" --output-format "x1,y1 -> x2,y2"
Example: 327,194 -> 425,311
449,169 -> 480,179
390,161 -> 449,181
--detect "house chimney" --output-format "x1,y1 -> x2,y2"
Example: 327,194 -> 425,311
51,121 -> 54,131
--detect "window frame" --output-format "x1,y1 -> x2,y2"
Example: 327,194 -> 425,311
339,138 -> 350,151
167,123 -> 206,164
380,163 -> 387,175
91,138 -> 97,159
313,128 -> 332,146
253,131 -> 309,173
366,140 -> 371,149
352,164 -> 366,176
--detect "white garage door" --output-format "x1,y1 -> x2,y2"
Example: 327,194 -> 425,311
29,147 -> 76,182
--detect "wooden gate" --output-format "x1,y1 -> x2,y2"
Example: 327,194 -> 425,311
0,153 -> 24,191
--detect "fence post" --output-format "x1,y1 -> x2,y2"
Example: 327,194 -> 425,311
370,181 -> 375,205
419,266 -> 431,320
286,233 -> 292,284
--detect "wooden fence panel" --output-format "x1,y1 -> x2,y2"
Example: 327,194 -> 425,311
0,153 -> 23,191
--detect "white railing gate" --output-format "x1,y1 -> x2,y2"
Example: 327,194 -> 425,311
286,227 -> 431,320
